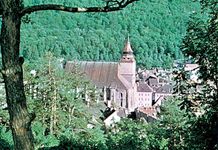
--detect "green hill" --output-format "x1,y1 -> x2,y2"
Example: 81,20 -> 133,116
19,0 -> 200,68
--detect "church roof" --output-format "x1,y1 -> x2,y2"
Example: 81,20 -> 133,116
156,84 -> 173,94
137,82 -> 153,92
65,61 -> 130,89
148,78 -> 159,86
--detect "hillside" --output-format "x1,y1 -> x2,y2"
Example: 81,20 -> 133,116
13,0 -> 201,68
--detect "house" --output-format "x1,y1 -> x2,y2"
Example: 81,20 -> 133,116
184,63 -> 199,83
154,84 -> 173,106
136,82 -> 153,107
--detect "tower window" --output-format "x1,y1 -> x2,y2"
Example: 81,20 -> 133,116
120,93 -> 123,107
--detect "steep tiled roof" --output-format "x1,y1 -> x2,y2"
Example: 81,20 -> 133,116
137,82 -> 153,92
156,84 -> 172,94
137,107 -> 158,120
65,61 -> 130,89
148,78 -> 158,86
120,37 -> 135,63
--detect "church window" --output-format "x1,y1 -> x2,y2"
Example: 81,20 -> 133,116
120,93 -> 123,107
106,88 -> 111,100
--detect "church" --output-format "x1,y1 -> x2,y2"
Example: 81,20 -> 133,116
65,38 -> 172,114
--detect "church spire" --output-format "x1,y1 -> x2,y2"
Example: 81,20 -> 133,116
123,35 -> 133,54
120,36 -> 135,62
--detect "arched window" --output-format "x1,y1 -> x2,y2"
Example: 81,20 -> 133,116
106,88 -> 111,100
120,93 -> 123,107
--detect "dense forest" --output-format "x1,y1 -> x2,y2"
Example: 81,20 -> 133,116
15,0 -> 200,68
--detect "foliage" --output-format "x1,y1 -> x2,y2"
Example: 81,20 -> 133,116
154,98 -> 198,150
0,125 -> 13,149
0,122 -> 60,150
24,52 -> 97,135
32,121 -> 60,149
45,127 -> 107,150
13,0 -> 201,68
106,119 -> 148,150
175,0 -> 218,149
24,52 -> 109,149
0,52 -> 107,149
105,98 -> 198,150
0,92 -> 205,150
144,98 -> 195,150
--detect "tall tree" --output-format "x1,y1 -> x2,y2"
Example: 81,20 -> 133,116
0,0 -> 138,149
177,0 -> 218,149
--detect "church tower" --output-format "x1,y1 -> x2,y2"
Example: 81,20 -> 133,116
118,37 -> 136,87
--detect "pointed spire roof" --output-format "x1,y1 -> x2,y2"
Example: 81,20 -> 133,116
123,36 -> 133,54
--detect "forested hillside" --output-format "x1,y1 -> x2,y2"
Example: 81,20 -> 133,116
5,0 -> 200,68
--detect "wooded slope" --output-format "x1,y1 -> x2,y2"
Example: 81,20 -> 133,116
18,0 -> 200,68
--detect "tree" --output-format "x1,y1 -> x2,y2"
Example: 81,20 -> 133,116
105,98 -> 191,150
176,0 -> 218,149
23,52 -> 101,149
25,52 -> 95,133
0,0 -> 138,149
106,119 -> 148,150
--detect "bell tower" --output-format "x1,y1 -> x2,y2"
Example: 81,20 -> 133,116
118,37 -> 136,87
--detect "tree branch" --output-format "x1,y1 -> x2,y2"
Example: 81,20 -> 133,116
20,0 -> 138,16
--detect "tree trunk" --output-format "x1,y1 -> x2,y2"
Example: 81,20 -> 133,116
50,78 -> 57,135
0,1 -> 34,150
